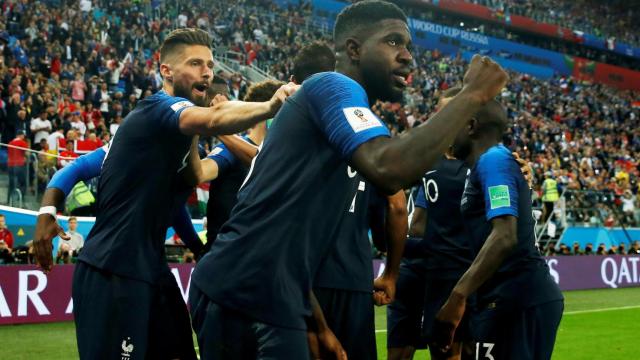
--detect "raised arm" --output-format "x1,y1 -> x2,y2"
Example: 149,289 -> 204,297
178,83 -> 299,136
351,56 -> 508,194
218,135 -> 259,167
171,206 -> 204,256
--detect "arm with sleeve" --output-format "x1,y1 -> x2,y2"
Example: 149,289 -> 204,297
477,149 -> 520,221
304,73 -> 390,159
207,142 -> 237,177
47,147 -> 106,196
171,206 -> 203,256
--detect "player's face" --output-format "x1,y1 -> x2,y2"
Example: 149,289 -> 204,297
171,45 -> 214,107
359,19 -> 412,103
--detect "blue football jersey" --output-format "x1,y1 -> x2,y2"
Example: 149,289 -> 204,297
460,144 -> 562,308
421,157 -> 473,275
192,72 -> 390,329
79,91 -> 194,284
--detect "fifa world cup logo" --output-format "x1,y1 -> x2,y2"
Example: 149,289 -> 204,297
354,109 -> 367,122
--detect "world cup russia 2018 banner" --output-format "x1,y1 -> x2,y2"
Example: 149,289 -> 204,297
1,256 -> 640,325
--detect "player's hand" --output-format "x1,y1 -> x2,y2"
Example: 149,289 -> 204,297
432,291 -> 466,353
314,328 -> 348,360
268,82 -> 300,116
513,152 -> 533,189
462,55 -> 509,104
33,213 -> 70,273
210,94 -> 229,106
373,273 -> 397,306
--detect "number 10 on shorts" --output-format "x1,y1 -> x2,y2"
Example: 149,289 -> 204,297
476,342 -> 495,360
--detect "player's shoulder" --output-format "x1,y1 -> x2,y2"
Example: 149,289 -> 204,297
142,90 -> 193,111
303,71 -> 363,92
477,144 -> 513,168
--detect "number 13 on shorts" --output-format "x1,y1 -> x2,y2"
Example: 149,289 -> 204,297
476,342 -> 495,360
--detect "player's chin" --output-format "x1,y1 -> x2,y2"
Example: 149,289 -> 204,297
380,87 -> 404,103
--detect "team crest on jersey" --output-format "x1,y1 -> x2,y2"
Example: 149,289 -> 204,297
170,100 -> 194,112
121,337 -> 134,359
343,107 -> 383,133
488,185 -> 511,209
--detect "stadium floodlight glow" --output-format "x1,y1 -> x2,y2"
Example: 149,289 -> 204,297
460,22 -> 464,27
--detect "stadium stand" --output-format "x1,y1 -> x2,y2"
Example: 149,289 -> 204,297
0,0 -> 637,256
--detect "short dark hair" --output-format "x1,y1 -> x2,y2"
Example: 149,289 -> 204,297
292,42 -> 335,83
475,100 -> 509,141
244,80 -> 285,102
159,28 -> 212,63
69,217 -> 77,222
334,0 -> 407,50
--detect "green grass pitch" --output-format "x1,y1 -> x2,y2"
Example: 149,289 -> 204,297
1,287 -> 639,359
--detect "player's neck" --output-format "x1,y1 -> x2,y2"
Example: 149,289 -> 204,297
248,123 -> 267,145
467,137 -> 498,167
162,84 -> 174,97
335,64 -> 375,105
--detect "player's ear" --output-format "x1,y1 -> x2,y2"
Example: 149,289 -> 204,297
468,117 -> 478,136
345,38 -> 361,63
160,63 -> 173,83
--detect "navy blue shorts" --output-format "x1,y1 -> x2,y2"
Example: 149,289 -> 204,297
72,262 -> 196,360
189,284 -> 309,360
422,272 -> 472,343
314,287 -> 377,360
471,300 -> 563,360
386,260 -> 428,349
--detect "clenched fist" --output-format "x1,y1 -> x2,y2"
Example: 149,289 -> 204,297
462,55 -> 509,104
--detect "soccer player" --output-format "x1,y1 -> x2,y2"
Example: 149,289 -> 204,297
292,40 -> 411,359
33,28 -> 297,360
386,88 -> 471,360
433,100 -> 563,360
193,80 -> 284,251
190,1 -> 509,358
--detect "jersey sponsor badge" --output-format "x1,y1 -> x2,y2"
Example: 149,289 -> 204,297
488,185 -> 511,209
343,107 -> 383,133
170,100 -> 194,112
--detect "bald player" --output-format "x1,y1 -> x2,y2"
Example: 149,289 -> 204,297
433,99 -> 563,360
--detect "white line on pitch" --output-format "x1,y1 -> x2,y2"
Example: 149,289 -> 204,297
564,304 -> 640,315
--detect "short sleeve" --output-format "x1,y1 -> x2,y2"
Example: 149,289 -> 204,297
476,147 -> 519,220
155,92 -> 195,132
207,143 -> 237,176
415,183 -> 427,209
303,72 -> 390,158
47,147 -> 106,196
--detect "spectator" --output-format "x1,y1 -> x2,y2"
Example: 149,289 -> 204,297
618,243 -> 627,255
541,171 -> 560,222
70,112 -> 86,139
30,109 -> 52,149
0,214 -> 14,251
572,241 -> 582,255
58,141 -> 78,168
58,216 -> 84,254
584,243 -> 594,255
629,241 -> 640,255
110,115 -> 123,136
7,131 -> 29,202
47,127 -> 66,154
36,139 -> 56,192
55,242 -> 72,264
607,245 -> 618,255
596,243 -> 607,255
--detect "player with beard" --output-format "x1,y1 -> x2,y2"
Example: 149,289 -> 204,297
290,40 -> 410,360
33,28 -> 297,360
189,1 -> 509,358
433,100 -> 563,360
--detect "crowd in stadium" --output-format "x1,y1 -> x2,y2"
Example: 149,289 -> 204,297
0,0 -> 638,247
474,0 -> 640,48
